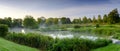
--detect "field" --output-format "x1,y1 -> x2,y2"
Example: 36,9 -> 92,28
0,38 -> 39,51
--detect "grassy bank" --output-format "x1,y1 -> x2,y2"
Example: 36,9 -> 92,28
5,33 -> 112,51
0,38 -> 39,51
67,24 -> 120,36
92,44 -> 120,51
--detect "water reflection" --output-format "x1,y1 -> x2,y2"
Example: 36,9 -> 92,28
9,28 -> 120,44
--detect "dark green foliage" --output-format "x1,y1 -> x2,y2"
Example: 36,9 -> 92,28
23,15 -> 38,29
49,38 -> 111,51
53,18 -> 59,24
108,8 -> 119,24
88,18 -> 92,23
37,17 -> 46,25
96,24 -> 100,28
60,17 -> 71,24
72,18 -> 81,24
83,16 -> 88,24
93,39 -> 112,48
97,15 -> 102,24
74,25 -> 81,28
45,18 -> 54,25
93,16 -> 97,24
5,33 -> 54,50
0,24 -> 8,37
5,33 -> 111,51
12,19 -> 22,27
103,14 -> 108,23
0,17 -> 12,27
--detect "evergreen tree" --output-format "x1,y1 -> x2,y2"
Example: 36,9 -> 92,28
98,15 -> 102,24
60,17 -> 67,24
66,18 -> 71,24
88,18 -> 92,23
93,16 -> 97,24
82,16 -> 88,24
108,8 -> 119,24
103,14 -> 108,23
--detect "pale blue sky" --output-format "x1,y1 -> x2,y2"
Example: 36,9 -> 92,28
0,0 -> 120,19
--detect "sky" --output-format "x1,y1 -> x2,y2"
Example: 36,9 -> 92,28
0,0 -> 120,19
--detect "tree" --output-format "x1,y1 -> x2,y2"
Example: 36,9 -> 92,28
92,16 -> 97,24
53,18 -> 59,24
12,19 -> 22,27
66,18 -> 71,24
60,17 -> 67,24
103,14 -> 108,23
0,24 -> 8,37
72,19 -> 80,24
37,16 -> 46,25
97,15 -> 102,24
45,18 -> 54,25
0,17 -> 12,27
23,15 -> 38,29
88,18 -> 92,23
37,18 -> 42,24
82,16 -> 88,24
0,18 -> 6,25
79,18 -> 82,24
108,8 -> 119,24
60,17 -> 71,24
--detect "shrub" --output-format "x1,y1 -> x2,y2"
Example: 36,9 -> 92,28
5,33 -> 112,51
49,38 -> 112,51
0,24 -> 8,37
5,33 -> 54,50
74,25 -> 81,28
96,24 -> 100,28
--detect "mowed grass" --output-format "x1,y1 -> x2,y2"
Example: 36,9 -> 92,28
92,44 -> 120,51
0,38 -> 39,51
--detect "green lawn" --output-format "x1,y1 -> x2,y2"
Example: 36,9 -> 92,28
0,38 -> 39,51
92,44 -> 120,51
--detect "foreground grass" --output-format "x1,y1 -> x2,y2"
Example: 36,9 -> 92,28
0,38 -> 39,51
92,44 -> 120,51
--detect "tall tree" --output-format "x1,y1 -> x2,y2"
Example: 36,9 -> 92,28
72,19 -> 80,24
23,15 -> 38,29
12,19 -> 22,27
45,18 -> 54,25
92,16 -> 97,24
60,17 -> 67,24
0,17 -> 12,27
103,14 -> 108,23
37,16 -> 46,25
53,18 -> 59,24
66,18 -> 71,24
97,15 -> 102,24
82,16 -> 88,24
108,8 -> 119,24
88,18 -> 92,23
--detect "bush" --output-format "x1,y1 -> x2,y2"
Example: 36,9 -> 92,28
95,24 -> 100,28
74,25 -> 81,28
0,24 -> 8,37
5,33 -> 112,51
49,38 -> 111,51
5,33 -> 54,50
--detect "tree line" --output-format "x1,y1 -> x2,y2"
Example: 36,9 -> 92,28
0,8 -> 119,29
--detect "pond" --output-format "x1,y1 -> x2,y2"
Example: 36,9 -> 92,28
9,28 -> 120,44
